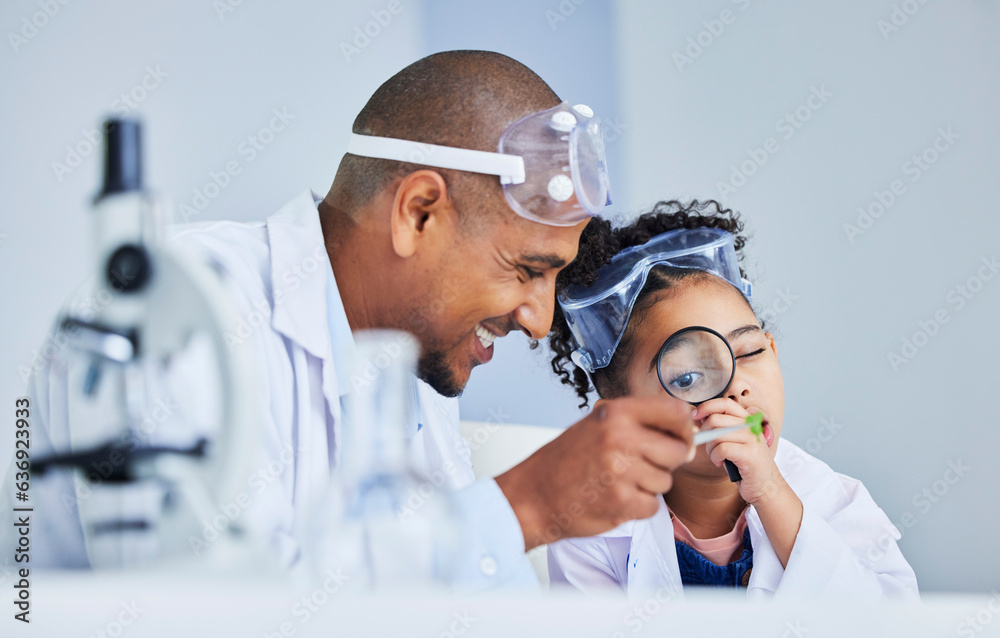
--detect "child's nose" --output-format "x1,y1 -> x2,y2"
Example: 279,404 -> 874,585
726,388 -> 750,400
726,376 -> 751,402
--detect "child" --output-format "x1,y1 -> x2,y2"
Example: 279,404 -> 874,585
544,200 -> 918,600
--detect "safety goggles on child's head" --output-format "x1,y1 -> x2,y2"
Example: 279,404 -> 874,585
345,102 -> 612,227
558,227 -> 753,373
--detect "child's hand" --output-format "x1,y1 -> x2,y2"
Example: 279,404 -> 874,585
692,398 -> 804,569
693,398 -> 783,505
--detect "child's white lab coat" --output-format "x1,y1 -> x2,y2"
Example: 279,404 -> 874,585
548,439 -> 919,601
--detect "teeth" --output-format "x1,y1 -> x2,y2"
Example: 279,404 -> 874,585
475,324 -> 497,349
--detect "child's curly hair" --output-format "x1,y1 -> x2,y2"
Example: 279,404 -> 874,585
542,199 -> 750,409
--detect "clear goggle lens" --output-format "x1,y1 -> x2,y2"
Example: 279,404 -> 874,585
500,103 -> 611,226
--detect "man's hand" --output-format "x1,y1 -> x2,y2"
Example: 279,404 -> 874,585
494,395 -> 695,551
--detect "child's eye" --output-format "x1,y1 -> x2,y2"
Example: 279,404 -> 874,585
669,371 -> 704,390
736,348 -> 765,360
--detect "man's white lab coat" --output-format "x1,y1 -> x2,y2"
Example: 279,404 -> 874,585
548,439 -> 919,600
3,190 -> 536,591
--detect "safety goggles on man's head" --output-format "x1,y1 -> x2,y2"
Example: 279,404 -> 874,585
557,227 -> 753,373
345,102 -> 612,227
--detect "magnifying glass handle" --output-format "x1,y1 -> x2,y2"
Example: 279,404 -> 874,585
724,460 -> 741,482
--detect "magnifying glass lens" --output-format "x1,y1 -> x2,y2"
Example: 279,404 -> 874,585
656,328 -> 735,404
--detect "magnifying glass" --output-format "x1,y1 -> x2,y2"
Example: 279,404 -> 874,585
655,326 -> 744,482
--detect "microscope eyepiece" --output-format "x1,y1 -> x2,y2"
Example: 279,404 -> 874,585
99,118 -> 143,198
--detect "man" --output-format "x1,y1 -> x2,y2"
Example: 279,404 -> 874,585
14,50 -> 695,590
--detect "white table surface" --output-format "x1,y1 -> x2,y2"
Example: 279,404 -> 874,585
5,569 -> 999,637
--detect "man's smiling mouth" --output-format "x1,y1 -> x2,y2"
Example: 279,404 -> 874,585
475,323 -> 498,349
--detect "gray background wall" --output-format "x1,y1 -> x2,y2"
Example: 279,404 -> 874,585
1,0 -> 996,592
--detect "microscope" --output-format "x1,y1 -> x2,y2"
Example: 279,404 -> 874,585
32,119 -> 259,569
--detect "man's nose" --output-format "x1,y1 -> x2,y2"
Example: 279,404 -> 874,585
512,283 -> 556,340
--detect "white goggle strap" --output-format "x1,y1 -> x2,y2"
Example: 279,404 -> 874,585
569,349 -> 594,374
346,133 -> 526,185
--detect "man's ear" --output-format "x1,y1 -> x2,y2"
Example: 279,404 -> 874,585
390,170 -> 455,259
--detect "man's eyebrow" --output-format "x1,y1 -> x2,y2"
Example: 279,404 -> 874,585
728,324 -> 763,341
519,254 -> 567,269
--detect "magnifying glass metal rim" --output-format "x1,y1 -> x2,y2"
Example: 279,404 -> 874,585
655,325 -> 736,406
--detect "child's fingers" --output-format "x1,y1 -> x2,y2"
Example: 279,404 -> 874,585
697,411 -> 748,434
703,428 -> 759,458
692,397 -> 750,422
706,441 -> 735,468
707,440 -> 755,469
